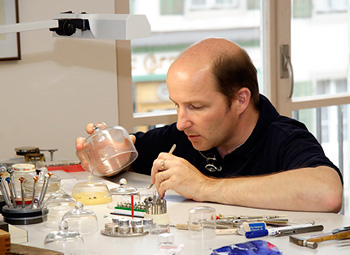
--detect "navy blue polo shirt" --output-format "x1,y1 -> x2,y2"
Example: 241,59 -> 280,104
132,95 -> 342,182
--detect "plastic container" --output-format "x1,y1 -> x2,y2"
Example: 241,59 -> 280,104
12,163 -> 35,197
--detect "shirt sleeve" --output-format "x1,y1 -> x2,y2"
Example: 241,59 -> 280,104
131,123 -> 184,175
274,121 -> 343,184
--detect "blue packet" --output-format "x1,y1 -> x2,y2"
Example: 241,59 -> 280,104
210,240 -> 282,255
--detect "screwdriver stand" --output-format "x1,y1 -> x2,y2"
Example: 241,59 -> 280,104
2,205 -> 49,225
143,193 -> 169,224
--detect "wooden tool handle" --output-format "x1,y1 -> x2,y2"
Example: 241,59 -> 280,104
308,230 -> 350,243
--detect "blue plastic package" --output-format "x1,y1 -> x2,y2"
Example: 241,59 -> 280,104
210,240 -> 282,255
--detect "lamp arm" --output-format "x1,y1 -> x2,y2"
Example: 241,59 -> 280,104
0,20 -> 58,34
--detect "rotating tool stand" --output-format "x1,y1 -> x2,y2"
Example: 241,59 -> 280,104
2,205 -> 49,225
0,165 -> 52,225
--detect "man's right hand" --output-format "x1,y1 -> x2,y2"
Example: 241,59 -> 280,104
75,123 -> 95,171
75,123 -> 137,171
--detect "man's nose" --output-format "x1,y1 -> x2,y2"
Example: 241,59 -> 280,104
176,108 -> 192,131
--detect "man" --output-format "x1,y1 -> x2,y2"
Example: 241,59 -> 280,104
76,38 -> 343,212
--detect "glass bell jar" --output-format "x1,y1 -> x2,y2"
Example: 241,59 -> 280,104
44,219 -> 84,254
62,201 -> 98,235
82,123 -> 138,177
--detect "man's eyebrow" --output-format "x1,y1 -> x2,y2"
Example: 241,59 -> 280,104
169,96 -> 207,105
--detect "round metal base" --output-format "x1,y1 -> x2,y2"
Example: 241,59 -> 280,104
1,205 -> 49,225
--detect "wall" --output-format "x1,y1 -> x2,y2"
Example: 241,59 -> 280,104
0,0 -> 119,162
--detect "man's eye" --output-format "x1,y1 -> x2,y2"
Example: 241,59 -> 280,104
190,105 -> 202,110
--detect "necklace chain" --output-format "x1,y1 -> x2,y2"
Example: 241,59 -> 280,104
198,142 -> 244,173
198,151 -> 222,172
227,142 -> 244,154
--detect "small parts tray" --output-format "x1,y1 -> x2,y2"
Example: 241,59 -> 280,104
101,218 -> 152,238
101,229 -> 148,237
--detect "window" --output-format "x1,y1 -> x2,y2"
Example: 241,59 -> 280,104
160,0 -> 185,15
130,0 -> 261,131
314,0 -> 347,13
289,0 -> 350,214
189,0 -> 239,10
116,0 -> 350,214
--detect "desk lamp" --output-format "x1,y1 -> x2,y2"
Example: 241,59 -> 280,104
0,11 -> 151,39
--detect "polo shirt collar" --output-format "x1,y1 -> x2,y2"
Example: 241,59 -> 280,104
227,94 -> 280,158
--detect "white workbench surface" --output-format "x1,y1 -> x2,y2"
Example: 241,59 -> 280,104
2,171 -> 350,255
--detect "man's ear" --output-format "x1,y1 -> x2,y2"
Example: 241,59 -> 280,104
236,88 -> 251,114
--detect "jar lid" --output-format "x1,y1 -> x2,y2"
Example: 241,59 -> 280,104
12,163 -> 35,172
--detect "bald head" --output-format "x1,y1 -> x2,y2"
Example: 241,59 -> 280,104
179,38 -> 242,61
168,38 -> 259,108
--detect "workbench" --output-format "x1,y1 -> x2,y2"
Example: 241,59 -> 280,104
1,171 -> 350,255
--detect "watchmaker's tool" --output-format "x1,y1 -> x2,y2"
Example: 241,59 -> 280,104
215,214 -> 289,229
0,165 -> 50,225
101,217 -> 150,237
143,191 -> 169,225
149,144 -> 176,189
171,223 -> 238,235
332,226 -> 350,234
14,146 -> 58,162
38,172 -> 53,205
30,176 -> 39,208
246,223 -> 323,238
289,230 -> 350,249
5,177 -> 16,208
216,214 -> 288,224
7,167 -> 17,199
0,173 -> 12,208
22,166 -> 61,198
18,177 -> 25,208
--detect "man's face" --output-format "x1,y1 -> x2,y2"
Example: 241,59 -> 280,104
167,61 -> 240,152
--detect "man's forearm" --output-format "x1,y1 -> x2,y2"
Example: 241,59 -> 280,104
202,166 -> 343,212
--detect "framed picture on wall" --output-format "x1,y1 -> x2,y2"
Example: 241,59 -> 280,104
0,0 -> 21,61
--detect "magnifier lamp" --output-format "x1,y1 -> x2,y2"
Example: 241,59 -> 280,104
0,11 -> 151,40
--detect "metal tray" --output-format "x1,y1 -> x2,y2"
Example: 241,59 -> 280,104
100,229 -> 149,237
